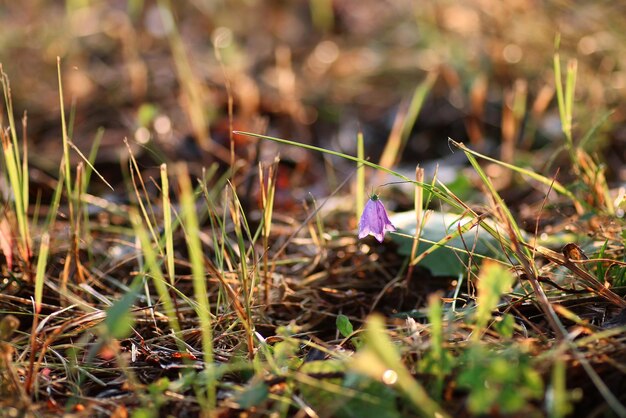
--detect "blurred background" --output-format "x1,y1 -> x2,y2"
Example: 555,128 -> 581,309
2,0 -> 626,203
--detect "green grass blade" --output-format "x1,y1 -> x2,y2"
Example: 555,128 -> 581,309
34,233 -> 50,313
177,163 -> 215,408
578,109 -> 613,150
564,59 -> 577,143
57,57 -> 73,202
401,73 -> 436,143
449,139 -> 582,210
356,130 -> 365,222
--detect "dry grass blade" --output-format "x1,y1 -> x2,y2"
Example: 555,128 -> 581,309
530,244 -> 626,308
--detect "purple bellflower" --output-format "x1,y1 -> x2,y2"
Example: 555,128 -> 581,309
358,194 -> 396,243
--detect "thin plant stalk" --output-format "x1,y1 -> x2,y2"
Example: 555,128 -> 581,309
36,160 -> 65,297
310,195 -> 326,248
20,111 -> 29,236
405,166 -> 424,283
72,163 -> 87,283
160,164 -> 175,286
553,39 -> 581,177
553,36 -> 571,148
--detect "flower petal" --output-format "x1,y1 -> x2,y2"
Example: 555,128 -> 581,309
358,196 -> 395,242
358,199 -> 377,238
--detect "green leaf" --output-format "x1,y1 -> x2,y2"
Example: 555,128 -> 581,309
419,295 -> 454,399
148,377 -> 170,396
298,360 -> 346,416
137,102 -> 159,127
336,314 -> 354,338
273,338 -> 300,369
236,379 -> 269,409
131,408 -> 156,418
104,281 -> 141,339
474,261 -> 514,336
339,374 -> 401,418
458,345 -> 543,414
494,313 -> 515,338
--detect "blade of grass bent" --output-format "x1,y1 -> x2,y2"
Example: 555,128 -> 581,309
69,138 -> 113,191
234,131 -> 463,211
448,139 -> 582,210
